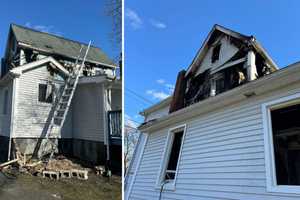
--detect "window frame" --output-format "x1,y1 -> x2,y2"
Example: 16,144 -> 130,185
156,124 -> 187,191
38,82 -> 53,104
262,93 -> 300,194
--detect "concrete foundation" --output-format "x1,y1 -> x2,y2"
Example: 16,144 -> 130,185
12,138 -> 106,165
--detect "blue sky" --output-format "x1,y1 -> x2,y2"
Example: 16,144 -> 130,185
0,0 -> 119,62
125,0 -> 300,126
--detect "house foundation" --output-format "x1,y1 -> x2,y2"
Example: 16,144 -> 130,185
11,138 -> 106,165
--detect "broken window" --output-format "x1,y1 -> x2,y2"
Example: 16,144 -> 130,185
3,90 -> 8,115
38,83 -> 53,103
271,103 -> 300,185
211,44 -> 221,63
164,128 -> 185,181
215,75 -> 225,94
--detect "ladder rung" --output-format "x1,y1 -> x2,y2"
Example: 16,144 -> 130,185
65,88 -> 73,90
57,109 -> 66,112
63,94 -> 71,97
59,101 -> 68,104
54,117 -> 63,120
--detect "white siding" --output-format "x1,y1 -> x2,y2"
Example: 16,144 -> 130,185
145,105 -> 170,122
13,66 -> 71,138
129,82 -> 300,199
0,81 -> 13,137
125,133 -> 147,193
72,83 -> 105,142
196,35 -> 239,75
111,88 -> 122,110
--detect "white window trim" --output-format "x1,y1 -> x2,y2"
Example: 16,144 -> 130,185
37,81 -> 53,106
262,92 -> 300,194
155,124 -> 187,191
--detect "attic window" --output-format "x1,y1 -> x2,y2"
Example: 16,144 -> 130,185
38,83 -> 53,103
211,44 -> 221,63
157,125 -> 186,190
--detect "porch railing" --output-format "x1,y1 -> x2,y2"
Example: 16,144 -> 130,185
108,110 -> 122,138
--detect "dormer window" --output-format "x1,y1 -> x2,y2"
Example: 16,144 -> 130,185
211,44 -> 221,63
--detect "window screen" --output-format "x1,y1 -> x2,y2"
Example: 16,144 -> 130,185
271,103 -> 300,185
165,130 -> 184,180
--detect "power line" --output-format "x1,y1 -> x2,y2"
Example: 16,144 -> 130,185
125,88 -> 154,105
125,116 -> 143,125
125,93 -> 149,107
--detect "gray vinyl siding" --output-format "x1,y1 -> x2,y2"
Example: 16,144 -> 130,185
0,80 -> 13,137
111,88 -> 122,110
72,83 -> 105,142
13,66 -> 71,138
129,82 -> 300,200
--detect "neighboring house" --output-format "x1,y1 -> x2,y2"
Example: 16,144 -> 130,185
0,24 -> 122,172
126,24 -> 300,199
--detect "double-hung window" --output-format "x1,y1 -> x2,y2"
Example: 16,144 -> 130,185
157,125 -> 186,190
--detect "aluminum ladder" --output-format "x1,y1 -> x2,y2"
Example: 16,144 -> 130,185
40,41 -> 91,158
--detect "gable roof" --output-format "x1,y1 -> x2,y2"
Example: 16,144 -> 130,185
10,24 -> 116,68
10,56 -> 70,75
186,24 -> 278,76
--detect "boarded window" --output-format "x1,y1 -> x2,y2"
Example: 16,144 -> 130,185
165,130 -> 184,181
211,44 -> 221,63
3,90 -> 8,115
38,83 -> 52,103
271,103 -> 300,185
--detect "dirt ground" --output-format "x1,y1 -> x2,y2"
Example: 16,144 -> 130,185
0,170 -> 121,200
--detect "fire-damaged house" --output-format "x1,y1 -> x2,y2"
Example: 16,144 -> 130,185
0,24 -> 122,172
125,24 -> 300,199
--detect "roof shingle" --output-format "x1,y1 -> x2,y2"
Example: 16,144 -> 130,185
11,24 -> 115,67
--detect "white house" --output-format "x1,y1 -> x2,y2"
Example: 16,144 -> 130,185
0,24 -> 122,172
125,25 -> 300,199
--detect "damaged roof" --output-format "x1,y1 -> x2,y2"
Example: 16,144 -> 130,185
10,24 -> 115,67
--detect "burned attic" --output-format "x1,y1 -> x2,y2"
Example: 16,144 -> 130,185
0,24 -> 122,175
169,25 -> 277,113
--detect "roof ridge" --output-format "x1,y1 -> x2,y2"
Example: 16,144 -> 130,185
11,23 -> 101,50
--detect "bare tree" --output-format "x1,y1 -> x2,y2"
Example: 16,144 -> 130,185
106,0 -> 122,49
124,125 -> 139,174
105,0 -> 122,77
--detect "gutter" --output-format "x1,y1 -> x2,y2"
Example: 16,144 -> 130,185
139,61 -> 300,133
140,96 -> 172,116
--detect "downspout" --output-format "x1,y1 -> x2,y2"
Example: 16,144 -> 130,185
8,76 -> 18,161
102,83 -> 111,176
